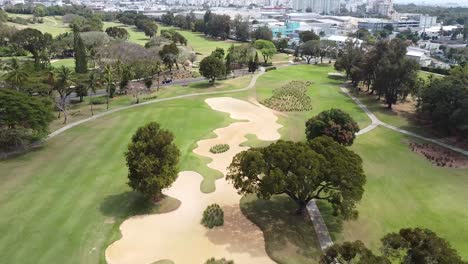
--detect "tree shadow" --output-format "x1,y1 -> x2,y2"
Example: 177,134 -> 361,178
100,191 -> 180,220
315,200 -> 344,241
239,194 -> 323,261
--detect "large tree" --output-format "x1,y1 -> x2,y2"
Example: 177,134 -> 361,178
199,55 -> 226,83
320,241 -> 390,264
105,26 -> 129,40
125,122 -> 180,202
334,40 -> 363,79
233,15 -> 250,42
417,65 -> 468,136
227,136 -> 365,216
381,228 -> 467,264
12,28 -> 52,68
301,40 -> 320,64
300,30 -> 320,43
251,25 -> 273,41
306,109 -> 360,145
159,43 -> 179,72
254,39 -> 277,64
373,39 -> 419,109
0,89 -> 53,152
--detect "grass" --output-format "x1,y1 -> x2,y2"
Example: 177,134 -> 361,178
255,64 -> 371,141
49,74 -> 252,132
0,96 -> 236,264
240,194 -> 338,263
158,24 -> 241,58
343,127 -> 468,259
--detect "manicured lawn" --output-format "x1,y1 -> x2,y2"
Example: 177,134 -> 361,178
343,127 -> 468,259
255,64 -> 371,141
51,58 -> 75,69
7,14 -> 70,36
0,96 -> 234,264
49,75 -> 252,132
158,24 -> 241,58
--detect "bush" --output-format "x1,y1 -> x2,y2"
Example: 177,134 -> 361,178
209,144 -> 229,154
262,80 -> 313,112
201,204 -> 224,228
89,96 -> 106,105
264,66 -> 277,72
205,258 -> 234,264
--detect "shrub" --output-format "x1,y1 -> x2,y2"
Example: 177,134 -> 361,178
209,144 -> 229,154
264,66 -> 277,72
262,80 -> 313,112
205,258 -> 234,264
201,204 -> 224,228
89,96 -> 106,105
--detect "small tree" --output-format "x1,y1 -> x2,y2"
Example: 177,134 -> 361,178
227,137 -> 365,216
52,66 -> 75,124
84,71 -> 102,116
305,109 -> 360,146
199,55 -> 226,84
2,58 -> 29,91
254,39 -> 277,64
125,122 -> 180,202
301,40 -> 320,64
201,204 -> 224,228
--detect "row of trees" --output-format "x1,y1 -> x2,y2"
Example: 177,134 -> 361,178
116,11 -> 159,37
335,38 -> 419,109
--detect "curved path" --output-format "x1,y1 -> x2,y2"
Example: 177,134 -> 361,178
340,86 -> 468,156
106,97 -> 281,264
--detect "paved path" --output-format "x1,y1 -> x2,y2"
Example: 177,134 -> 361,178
306,200 -> 334,250
47,69 -> 264,139
340,86 -> 468,156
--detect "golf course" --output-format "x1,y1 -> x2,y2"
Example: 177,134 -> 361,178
1,11 -> 467,264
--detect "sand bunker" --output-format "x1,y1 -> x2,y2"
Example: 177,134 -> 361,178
106,97 -> 282,264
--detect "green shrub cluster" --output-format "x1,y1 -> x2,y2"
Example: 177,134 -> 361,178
89,96 -> 106,105
201,204 -> 224,228
209,144 -> 230,154
205,258 -> 234,264
264,66 -> 277,72
263,80 -> 313,112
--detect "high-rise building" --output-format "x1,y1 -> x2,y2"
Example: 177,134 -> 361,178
293,0 -> 340,14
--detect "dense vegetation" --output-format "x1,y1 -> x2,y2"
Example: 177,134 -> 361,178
209,144 -> 230,154
321,228 -> 467,264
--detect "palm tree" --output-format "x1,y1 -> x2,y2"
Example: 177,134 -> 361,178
54,66 -> 75,124
85,71 -> 102,116
103,64 -> 115,110
2,58 -> 29,91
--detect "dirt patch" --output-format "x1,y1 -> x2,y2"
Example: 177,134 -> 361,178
409,142 -> 468,168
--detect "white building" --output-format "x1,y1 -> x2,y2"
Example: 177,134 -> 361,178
292,0 -> 341,14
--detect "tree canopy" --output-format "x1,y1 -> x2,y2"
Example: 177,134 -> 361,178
125,122 -> 180,202
251,25 -> 273,41
199,55 -> 226,83
0,89 -> 53,151
227,136 -> 365,217
381,228 -> 468,264
320,241 -> 390,264
306,109 -> 360,145
254,39 -> 277,64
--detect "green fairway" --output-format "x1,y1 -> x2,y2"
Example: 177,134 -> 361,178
0,96 -> 235,264
255,64 -> 371,141
158,24 -> 241,58
343,127 -> 468,259
6,14 -> 70,36
103,21 -> 150,46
